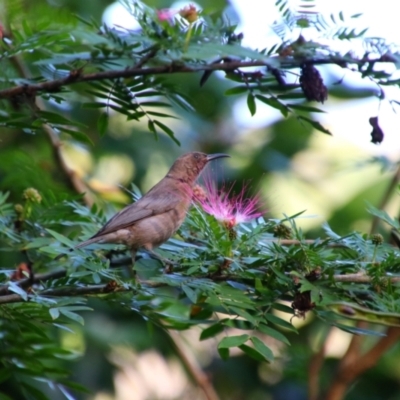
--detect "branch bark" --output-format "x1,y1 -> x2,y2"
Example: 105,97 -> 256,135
324,326 -> 400,400
1,265 -> 400,305
0,56 -> 394,100
168,330 -> 220,400
0,281 -> 131,304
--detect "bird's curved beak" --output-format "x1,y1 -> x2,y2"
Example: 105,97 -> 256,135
206,153 -> 230,162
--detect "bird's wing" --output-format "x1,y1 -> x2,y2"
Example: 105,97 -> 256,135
90,189 -> 183,238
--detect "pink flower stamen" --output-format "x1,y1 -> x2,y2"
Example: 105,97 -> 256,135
156,8 -> 178,22
193,173 -> 263,227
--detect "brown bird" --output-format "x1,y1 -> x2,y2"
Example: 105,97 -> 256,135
74,152 -> 229,264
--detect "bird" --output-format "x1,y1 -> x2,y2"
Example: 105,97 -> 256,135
70,152 -> 229,267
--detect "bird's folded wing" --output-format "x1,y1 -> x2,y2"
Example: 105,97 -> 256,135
91,191 -> 182,238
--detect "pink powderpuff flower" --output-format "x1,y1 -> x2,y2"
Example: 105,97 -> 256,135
193,174 -> 263,229
156,8 -> 178,22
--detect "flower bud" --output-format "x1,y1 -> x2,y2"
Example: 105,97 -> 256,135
14,204 -> 24,214
371,233 -> 384,246
179,5 -> 199,23
23,188 -> 42,204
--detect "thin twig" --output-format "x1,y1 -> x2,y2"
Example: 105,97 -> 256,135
131,47 -> 159,69
41,121 -> 94,206
272,239 -> 347,247
168,330 -> 220,400
0,56 -> 394,100
9,55 -> 94,206
332,273 -> 400,283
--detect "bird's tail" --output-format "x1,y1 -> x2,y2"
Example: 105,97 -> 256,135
54,235 -> 100,260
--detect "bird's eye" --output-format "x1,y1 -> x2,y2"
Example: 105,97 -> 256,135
194,153 -> 199,159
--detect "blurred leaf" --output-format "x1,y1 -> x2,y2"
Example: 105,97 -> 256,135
258,324 -> 291,345
218,334 -> 250,348
200,322 -> 224,340
247,93 -> 256,116
297,116 -> 331,134
365,202 -> 400,230
250,336 -> 274,362
97,112 -> 109,136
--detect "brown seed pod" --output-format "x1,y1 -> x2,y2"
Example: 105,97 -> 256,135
369,116 -> 384,144
300,64 -> 328,103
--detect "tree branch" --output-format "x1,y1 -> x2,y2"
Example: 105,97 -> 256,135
324,326 -> 400,400
168,330 -> 220,400
0,56 -> 394,100
1,268 -> 399,305
0,268 -> 67,295
308,336 -> 327,400
0,281 -> 131,304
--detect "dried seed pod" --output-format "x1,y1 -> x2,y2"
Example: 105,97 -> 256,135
300,63 -> 328,103
273,223 -> 292,239
369,116 -> 384,144
292,290 -> 315,320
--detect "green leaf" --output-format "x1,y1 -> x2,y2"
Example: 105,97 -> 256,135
148,120 -> 157,137
182,285 -> 197,303
153,120 -> 180,145
59,310 -> 85,325
7,282 -> 28,300
223,319 -> 253,330
53,323 -> 76,334
21,382 -> 50,400
334,323 -> 386,337
250,336 -> 274,362
297,116 -> 331,135
238,343 -> 266,361
255,95 -> 289,117
0,393 -> 13,400
272,302 -> 295,314
224,86 -> 248,96
264,313 -> 297,332
49,308 -> 60,320
0,369 -> 11,385
58,127 -> 93,145
287,103 -> 326,113
146,111 -> 178,119
200,323 -> 224,340
218,347 -> 230,360
82,102 -> 108,109
97,112 -> 109,136
46,229 -> 75,248
258,324 -> 290,345
139,101 -> 172,108
247,93 -> 256,116
218,334 -> 249,348
365,202 -> 400,230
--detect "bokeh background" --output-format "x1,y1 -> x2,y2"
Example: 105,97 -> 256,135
1,0 -> 400,399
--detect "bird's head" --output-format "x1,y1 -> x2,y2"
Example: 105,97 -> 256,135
168,152 -> 230,184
